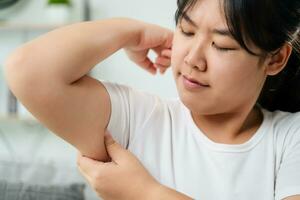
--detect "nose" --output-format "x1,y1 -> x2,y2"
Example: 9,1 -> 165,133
184,42 -> 207,72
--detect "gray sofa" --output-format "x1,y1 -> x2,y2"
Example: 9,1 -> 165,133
0,119 -> 100,200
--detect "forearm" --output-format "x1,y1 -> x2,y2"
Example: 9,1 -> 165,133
149,184 -> 194,200
5,18 -> 141,84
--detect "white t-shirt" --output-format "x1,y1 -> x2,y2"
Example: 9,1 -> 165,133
103,81 -> 300,200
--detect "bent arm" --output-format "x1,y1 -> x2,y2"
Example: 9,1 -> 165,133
4,18 -> 141,161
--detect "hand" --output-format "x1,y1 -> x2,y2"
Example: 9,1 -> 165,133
77,132 -> 160,200
125,22 -> 173,75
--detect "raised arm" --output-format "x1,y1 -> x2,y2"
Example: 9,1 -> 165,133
4,18 -> 172,161
4,18 -> 140,161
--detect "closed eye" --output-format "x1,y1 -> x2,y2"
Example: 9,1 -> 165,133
212,42 -> 236,52
180,26 -> 194,37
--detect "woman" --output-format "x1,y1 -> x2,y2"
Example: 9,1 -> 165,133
4,0 -> 300,199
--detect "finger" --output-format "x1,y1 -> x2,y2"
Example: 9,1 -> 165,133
161,68 -> 168,74
77,162 -> 93,183
77,153 -> 94,183
161,49 -> 172,58
77,153 -> 105,177
163,30 -> 174,49
137,58 -> 157,75
125,49 -> 157,75
152,47 -> 172,59
154,64 -> 169,74
104,132 -> 128,163
155,56 -> 171,67
154,55 -> 171,75
152,31 -> 173,54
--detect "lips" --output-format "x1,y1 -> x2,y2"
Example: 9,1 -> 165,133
182,75 -> 209,87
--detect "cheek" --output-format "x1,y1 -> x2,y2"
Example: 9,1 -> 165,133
171,43 -> 183,66
212,59 -> 264,102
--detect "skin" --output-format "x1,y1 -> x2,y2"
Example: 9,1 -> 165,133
5,0 -> 298,198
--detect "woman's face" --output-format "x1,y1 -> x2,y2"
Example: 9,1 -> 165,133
171,0 -> 268,115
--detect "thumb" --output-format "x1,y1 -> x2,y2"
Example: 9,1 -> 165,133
104,132 -> 126,163
77,153 -> 104,178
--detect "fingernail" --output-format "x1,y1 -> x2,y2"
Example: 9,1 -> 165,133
151,70 -> 157,75
104,132 -> 112,139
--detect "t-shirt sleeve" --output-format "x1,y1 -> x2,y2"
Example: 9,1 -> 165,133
101,81 -> 159,149
275,113 -> 300,200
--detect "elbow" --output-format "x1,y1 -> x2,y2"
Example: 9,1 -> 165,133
5,48 -> 25,77
4,47 -> 41,102
4,48 -> 55,120
4,48 -> 28,95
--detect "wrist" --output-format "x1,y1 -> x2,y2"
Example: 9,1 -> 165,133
110,17 -> 143,48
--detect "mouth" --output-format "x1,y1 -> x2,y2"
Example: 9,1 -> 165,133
182,74 -> 210,88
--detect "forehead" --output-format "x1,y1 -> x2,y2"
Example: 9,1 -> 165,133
183,0 -> 227,30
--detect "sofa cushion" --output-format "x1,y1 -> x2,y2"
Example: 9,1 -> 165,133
0,180 -> 85,200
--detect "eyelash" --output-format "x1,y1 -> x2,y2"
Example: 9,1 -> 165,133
180,27 -> 236,52
212,42 -> 235,52
180,27 -> 194,37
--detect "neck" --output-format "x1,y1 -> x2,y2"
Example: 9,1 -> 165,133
191,104 -> 263,144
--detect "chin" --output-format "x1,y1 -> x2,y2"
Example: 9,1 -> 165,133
174,73 -> 214,115
178,91 -> 208,114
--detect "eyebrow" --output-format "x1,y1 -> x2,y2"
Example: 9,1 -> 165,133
212,29 -> 233,38
182,13 -> 198,28
182,13 -> 233,38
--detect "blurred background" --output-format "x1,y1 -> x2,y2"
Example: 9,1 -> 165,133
0,0 -> 177,199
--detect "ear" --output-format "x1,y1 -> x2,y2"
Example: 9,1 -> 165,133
265,43 -> 293,76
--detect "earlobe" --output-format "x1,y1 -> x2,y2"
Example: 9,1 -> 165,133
266,43 -> 293,76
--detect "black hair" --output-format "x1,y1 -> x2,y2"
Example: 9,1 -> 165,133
175,0 -> 300,112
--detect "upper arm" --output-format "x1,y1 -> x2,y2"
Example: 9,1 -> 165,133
275,114 -> 300,200
5,59 -> 111,161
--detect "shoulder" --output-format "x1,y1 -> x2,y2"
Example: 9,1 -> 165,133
263,108 -> 300,153
101,80 -> 160,107
101,80 -> 160,98
268,109 -> 300,134
101,80 -> 184,122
